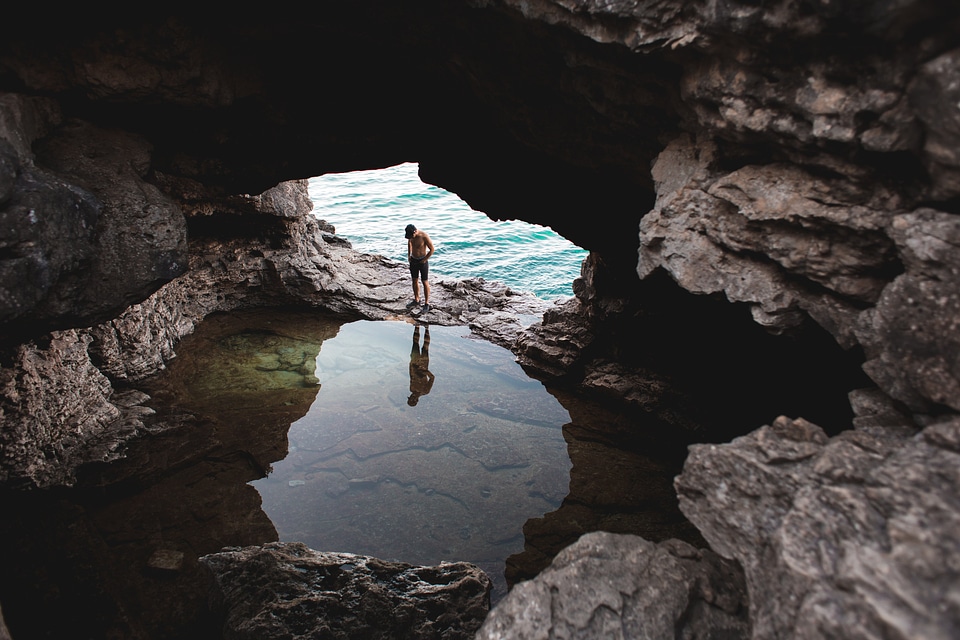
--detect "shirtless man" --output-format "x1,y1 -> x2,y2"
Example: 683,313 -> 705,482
404,224 -> 434,312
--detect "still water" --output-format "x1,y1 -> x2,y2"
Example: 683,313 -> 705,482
247,316 -> 572,599
0,308 -> 698,639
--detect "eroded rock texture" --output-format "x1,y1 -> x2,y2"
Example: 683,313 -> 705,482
677,416 -> 960,640
1,1 -> 959,638
201,542 -> 491,640
478,531 -> 748,640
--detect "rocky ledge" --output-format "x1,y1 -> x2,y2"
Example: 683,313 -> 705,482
0,179 -> 553,489
477,531 -> 749,639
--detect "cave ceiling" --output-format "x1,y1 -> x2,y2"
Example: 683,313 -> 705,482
1,0 -> 958,351
2,3 -> 675,257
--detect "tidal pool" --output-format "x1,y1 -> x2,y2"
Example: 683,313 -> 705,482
247,318 -> 573,599
0,307 -> 700,639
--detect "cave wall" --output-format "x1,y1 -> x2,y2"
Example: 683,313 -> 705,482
0,2 -> 674,339
2,3 -> 960,637
0,1 -> 958,477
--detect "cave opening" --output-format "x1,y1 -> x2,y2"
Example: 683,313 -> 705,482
307,162 -> 590,302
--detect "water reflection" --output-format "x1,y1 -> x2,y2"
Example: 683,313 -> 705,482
408,325 -> 435,406
250,318 -> 572,602
0,308 -> 702,639
0,308 -> 335,639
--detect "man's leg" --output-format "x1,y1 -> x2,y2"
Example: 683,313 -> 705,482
408,261 -> 421,305
420,260 -> 430,307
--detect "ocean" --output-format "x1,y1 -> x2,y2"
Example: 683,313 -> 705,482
308,163 -> 588,301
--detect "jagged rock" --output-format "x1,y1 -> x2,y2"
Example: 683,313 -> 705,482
477,531 -> 749,640
577,359 -> 702,433
676,415 -> 960,640
248,179 -> 314,219
515,298 -> 596,379
0,329 -> 120,486
637,133 -> 901,345
0,100 -> 188,336
0,95 -> 98,331
34,119 -> 188,319
848,387 -> 915,430
909,47 -> 960,200
0,2 -> 957,423
0,3 -> 959,639
855,209 -> 960,415
1,178 -> 556,487
201,542 -> 491,640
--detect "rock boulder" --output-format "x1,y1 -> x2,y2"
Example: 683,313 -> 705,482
201,542 -> 492,640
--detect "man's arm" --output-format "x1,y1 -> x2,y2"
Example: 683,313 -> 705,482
423,234 -> 435,260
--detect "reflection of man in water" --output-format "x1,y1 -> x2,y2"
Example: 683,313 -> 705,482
408,325 -> 435,406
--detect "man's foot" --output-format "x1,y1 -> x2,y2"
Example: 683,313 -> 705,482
406,300 -> 420,309
421,303 -> 431,313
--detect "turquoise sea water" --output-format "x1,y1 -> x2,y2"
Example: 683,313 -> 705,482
308,163 -> 588,301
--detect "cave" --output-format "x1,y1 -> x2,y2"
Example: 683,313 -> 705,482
2,2 -> 960,639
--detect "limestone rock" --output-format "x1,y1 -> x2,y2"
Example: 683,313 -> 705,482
248,178 -> 314,218
0,4 -> 959,639
477,531 -> 749,640
0,2 -> 957,429
676,415 -> 960,639
515,298 -> 596,379
0,98 -> 188,335
0,330 -> 120,486
909,47 -> 960,200
856,209 -> 960,415
0,178 -> 558,487
201,541 -> 491,640
638,133 -> 903,345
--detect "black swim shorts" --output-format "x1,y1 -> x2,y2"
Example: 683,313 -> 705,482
409,256 -> 429,281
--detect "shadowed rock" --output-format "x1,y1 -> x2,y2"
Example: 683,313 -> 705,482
201,542 -> 492,640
